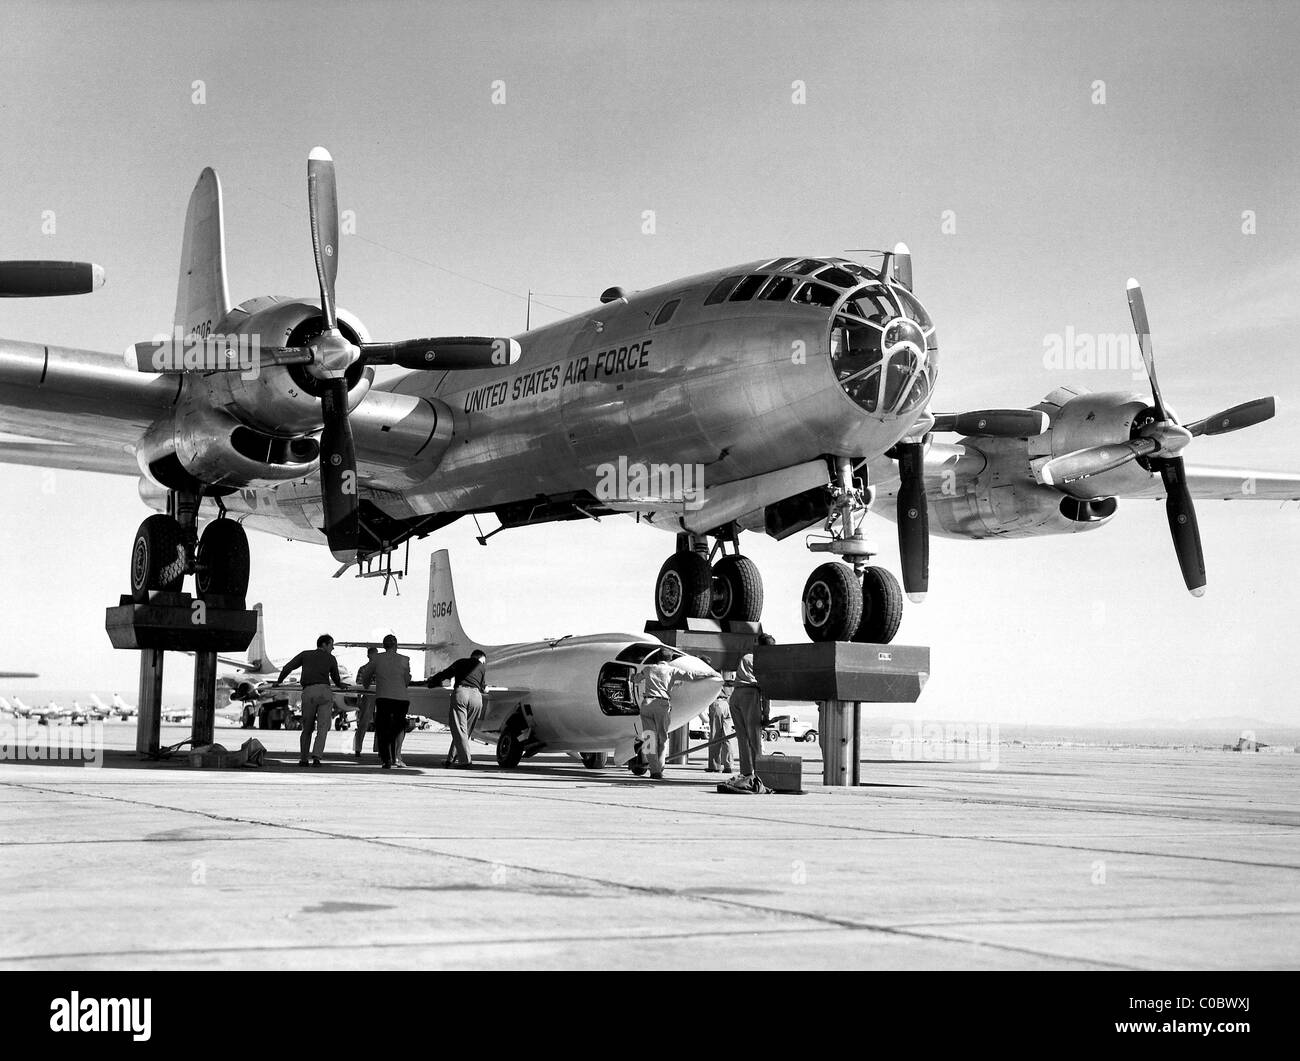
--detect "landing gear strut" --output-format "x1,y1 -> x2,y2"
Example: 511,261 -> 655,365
802,457 -> 903,644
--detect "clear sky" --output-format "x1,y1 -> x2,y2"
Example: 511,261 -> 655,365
1,0 -> 1297,723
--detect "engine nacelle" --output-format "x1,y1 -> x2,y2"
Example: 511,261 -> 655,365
929,387 -> 1135,539
930,469 -> 1118,539
1026,386 -> 1164,500
193,296 -> 374,435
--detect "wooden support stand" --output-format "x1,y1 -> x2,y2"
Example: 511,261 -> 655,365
644,623 -> 931,788
105,593 -> 257,758
755,642 -> 930,788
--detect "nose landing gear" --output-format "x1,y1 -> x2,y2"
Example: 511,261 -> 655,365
801,457 -> 904,644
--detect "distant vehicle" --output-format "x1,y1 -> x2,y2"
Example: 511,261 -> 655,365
764,710 -> 818,744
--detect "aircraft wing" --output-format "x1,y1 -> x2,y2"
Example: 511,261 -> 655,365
862,449 -> 1300,503
0,340 -> 179,475
1121,465 -> 1300,501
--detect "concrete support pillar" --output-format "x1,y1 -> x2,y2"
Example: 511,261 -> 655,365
191,649 -> 217,748
135,649 -> 164,756
818,699 -> 861,787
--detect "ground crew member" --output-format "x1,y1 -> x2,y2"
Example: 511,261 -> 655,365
706,672 -> 734,774
726,633 -> 776,792
428,649 -> 487,768
353,646 -> 378,758
275,634 -> 347,767
369,634 -> 412,769
634,649 -> 717,780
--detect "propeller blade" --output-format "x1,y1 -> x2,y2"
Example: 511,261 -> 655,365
129,339 -> 312,373
891,242 -> 913,291
361,336 -> 522,370
307,147 -> 340,332
0,260 -> 104,297
319,377 -> 359,563
931,409 -> 1049,437
894,440 -> 929,602
1039,438 -> 1161,486
1158,456 -> 1206,596
1125,279 -> 1168,422
1185,396 -> 1276,437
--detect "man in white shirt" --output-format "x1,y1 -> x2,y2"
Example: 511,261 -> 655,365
634,648 -> 717,780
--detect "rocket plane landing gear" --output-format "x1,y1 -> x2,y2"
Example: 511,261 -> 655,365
128,490 -> 250,607
802,457 -> 904,644
653,528 -> 763,628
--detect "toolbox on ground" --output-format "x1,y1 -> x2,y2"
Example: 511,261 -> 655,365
755,753 -> 803,794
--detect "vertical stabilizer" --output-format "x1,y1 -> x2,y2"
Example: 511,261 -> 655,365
246,603 -> 271,672
173,167 -> 231,338
425,550 -> 480,677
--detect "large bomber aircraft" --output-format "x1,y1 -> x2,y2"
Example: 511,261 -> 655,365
0,149 -> 1297,644
335,549 -> 722,770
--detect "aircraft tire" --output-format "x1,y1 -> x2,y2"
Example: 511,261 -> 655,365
496,731 -> 525,769
855,567 -> 903,645
195,520 -> 250,607
581,752 -> 608,769
709,555 -> 764,622
129,515 -> 186,602
801,562 -> 863,642
654,553 -> 712,627
628,761 -> 647,776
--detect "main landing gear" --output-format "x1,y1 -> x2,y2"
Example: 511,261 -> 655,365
649,456 -> 905,645
128,490 -> 250,607
653,527 -> 763,627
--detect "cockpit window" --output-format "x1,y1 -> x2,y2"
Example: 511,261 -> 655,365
840,261 -> 882,282
844,287 -> 895,324
831,312 -> 932,416
815,266 -> 856,289
759,275 -> 797,301
763,257 -> 797,271
704,275 -> 743,305
652,298 -> 680,326
788,259 -> 825,275
893,289 -> 933,330
792,282 -> 839,308
727,274 -> 767,302
615,643 -> 669,664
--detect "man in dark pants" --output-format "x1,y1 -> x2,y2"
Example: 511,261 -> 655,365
274,634 -> 348,767
725,633 -> 776,793
367,635 -> 412,770
428,649 -> 487,768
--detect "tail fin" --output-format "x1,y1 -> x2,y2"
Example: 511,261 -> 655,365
173,167 -> 231,338
246,603 -> 271,672
425,550 -> 479,677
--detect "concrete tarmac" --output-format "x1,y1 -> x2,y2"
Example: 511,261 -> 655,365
1,721 -> 1296,969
